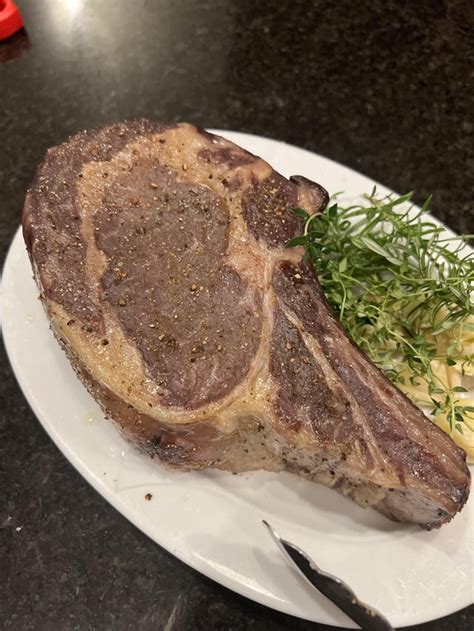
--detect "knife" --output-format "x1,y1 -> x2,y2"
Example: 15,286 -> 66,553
262,521 -> 394,630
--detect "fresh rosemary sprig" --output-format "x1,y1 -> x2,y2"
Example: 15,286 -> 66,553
288,189 -> 474,441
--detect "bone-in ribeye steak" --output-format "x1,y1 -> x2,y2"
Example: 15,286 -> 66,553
23,121 -> 470,528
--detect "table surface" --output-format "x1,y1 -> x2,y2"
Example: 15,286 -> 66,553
1,1 -> 473,629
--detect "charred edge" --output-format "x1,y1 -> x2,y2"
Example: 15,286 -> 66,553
146,434 -> 191,465
289,175 -> 329,211
22,197 -> 35,256
195,126 -> 220,143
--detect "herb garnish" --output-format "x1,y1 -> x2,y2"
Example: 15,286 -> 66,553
288,189 -> 474,456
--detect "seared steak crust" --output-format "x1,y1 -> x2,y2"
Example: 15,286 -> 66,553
23,121 -> 470,528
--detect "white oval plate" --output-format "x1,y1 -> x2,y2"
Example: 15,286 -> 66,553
1,131 -> 472,628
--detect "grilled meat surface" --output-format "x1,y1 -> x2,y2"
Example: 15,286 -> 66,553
23,121 -> 470,528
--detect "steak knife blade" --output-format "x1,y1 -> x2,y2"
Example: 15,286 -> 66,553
263,521 -> 393,630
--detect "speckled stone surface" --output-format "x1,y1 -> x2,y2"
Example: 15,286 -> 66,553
1,1 -> 473,629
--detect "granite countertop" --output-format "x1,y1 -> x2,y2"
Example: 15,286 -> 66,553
1,1 -> 473,629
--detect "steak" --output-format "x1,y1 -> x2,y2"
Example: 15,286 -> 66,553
23,120 -> 470,528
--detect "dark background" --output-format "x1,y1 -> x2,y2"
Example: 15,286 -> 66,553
1,1 -> 473,629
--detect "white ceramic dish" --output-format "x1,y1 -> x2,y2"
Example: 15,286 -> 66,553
1,131 -> 472,628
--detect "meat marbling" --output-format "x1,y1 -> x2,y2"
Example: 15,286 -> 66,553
23,120 -> 470,528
